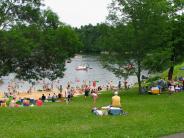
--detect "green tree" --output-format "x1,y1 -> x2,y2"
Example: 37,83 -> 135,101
39,8 -> 61,30
104,0 -> 171,93
76,23 -> 111,53
11,26 -> 82,80
0,1 -> 82,80
143,1 -> 184,80
100,24 -> 135,83
167,0 -> 184,80
0,28 -> 33,76
0,0 -> 42,30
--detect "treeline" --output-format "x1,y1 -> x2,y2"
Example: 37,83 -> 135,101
0,0 -> 82,80
77,0 -> 184,92
75,23 -> 111,53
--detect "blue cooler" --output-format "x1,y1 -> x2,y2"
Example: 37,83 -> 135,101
108,107 -> 123,115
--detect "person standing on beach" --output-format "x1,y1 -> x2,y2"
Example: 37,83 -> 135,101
8,83 -> 11,93
65,86 -> 71,103
41,94 -> 46,102
118,81 -> 121,90
59,85 -> 62,93
84,85 -> 90,99
124,80 -> 128,89
93,81 -> 96,88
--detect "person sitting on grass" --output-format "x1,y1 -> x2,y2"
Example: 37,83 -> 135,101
111,91 -> 121,108
52,93 -> 57,102
168,85 -> 175,95
58,92 -> 64,102
108,91 -> 126,115
58,93 -> 62,99
175,85 -> 180,92
1,99 -> 7,107
47,94 -> 52,101
41,94 -> 46,102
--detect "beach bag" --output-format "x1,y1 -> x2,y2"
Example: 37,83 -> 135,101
108,107 -> 123,115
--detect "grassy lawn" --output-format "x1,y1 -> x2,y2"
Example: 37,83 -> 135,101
0,88 -> 184,138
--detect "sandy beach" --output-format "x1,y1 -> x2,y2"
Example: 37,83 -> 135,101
11,89 -> 84,100
16,91 -> 59,100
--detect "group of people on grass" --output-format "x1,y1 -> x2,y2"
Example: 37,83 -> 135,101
41,93 -> 64,102
40,85 -> 75,103
38,84 -> 102,105
0,93 -> 43,107
167,79 -> 184,94
1,81 -> 126,116
141,77 -> 184,95
39,82 -> 123,114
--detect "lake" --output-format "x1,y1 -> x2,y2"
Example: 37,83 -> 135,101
0,54 -> 139,92
60,54 -> 138,86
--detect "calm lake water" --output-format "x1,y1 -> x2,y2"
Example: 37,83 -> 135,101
60,54 -> 138,86
0,55 -> 140,92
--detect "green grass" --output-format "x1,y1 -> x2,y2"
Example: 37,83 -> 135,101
1,88 -> 184,138
162,62 -> 184,79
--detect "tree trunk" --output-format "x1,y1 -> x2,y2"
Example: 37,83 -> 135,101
168,50 -> 175,81
137,60 -> 142,93
168,66 -> 174,81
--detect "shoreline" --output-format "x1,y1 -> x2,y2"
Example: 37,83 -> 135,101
0,89 -> 81,100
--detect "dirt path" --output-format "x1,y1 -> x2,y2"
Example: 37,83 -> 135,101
161,133 -> 184,138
